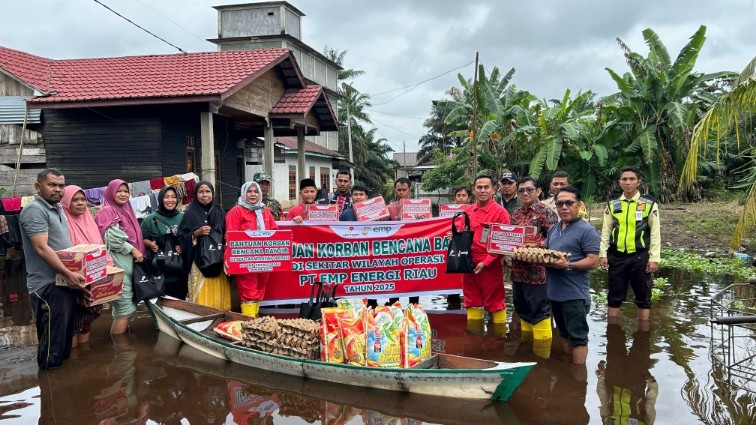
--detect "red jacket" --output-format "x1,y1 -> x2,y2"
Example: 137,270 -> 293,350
457,200 -> 511,267
226,205 -> 278,232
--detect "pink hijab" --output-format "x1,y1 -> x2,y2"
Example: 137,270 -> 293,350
63,185 -> 114,266
95,179 -> 145,255
62,185 -> 104,246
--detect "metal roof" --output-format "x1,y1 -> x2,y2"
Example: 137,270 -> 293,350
0,96 -> 40,124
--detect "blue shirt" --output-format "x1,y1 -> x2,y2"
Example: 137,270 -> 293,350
545,218 -> 600,303
339,207 -> 357,221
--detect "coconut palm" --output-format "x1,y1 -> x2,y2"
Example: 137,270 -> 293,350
679,56 -> 756,248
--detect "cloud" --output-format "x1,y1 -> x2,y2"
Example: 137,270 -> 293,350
1,0 -> 754,152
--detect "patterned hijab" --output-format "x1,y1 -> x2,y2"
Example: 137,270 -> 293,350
95,179 -> 145,254
238,181 -> 265,230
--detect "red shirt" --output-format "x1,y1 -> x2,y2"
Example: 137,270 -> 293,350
510,201 -> 558,284
286,203 -> 313,221
456,200 -> 510,267
387,200 -> 402,220
226,205 -> 279,232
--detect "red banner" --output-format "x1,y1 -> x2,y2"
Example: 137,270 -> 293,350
262,218 -> 462,305
225,230 -> 293,274
400,199 -> 432,219
353,196 -> 390,221
306,204 -> 339,221
439,204 -> 466,217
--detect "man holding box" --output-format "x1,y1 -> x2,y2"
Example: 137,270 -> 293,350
510,176 -> 558,355
20,168 -> 87,369
458,175 -> 511,324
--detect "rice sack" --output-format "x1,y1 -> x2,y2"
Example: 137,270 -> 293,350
320,307 -> 348,363
402,304 -> 432,368
366,306 -> 402,368
338,308 -> 368,366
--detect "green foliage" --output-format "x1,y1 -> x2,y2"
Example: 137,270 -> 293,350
660,249 -> 754,280
653,277 -> 669,288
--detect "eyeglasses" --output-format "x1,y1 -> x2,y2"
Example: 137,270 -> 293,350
555,200 -> 577,208
517,187 -> 536,194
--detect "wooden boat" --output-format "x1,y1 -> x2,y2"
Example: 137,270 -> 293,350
152,333 -> 525,424
145,297 -> 534,401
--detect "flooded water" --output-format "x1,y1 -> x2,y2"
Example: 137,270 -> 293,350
1,265 -> 755,424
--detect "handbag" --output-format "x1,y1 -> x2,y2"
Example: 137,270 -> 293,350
299,282 -> 338,321
446,211 -> 476,273
149,217 -> 184,275
196,229 -> 224,278
132,261 -> 166,303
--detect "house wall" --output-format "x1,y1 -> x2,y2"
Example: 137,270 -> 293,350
247,153 -> 334,210
0,73 -> 44,195
225,70 -> 286,118
43,107 -> 163,190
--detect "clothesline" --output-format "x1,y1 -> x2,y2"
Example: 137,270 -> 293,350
0,172 -> 199,220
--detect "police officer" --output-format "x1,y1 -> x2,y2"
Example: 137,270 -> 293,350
599,166 -> 661,321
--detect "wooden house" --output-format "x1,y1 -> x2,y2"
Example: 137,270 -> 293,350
0,45 -> 340,209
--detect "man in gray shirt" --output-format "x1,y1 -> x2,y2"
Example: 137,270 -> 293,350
20,168 -> 87,369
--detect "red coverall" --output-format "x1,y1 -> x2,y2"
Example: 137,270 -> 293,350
457,200 -> 510,311
225,205 -> 279,302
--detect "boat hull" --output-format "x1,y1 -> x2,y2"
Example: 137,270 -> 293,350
146,298 -> 533,401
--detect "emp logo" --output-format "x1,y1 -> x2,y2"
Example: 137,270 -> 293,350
371,226 -> 391,233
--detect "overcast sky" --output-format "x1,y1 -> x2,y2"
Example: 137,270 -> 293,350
2,0 -> 754,153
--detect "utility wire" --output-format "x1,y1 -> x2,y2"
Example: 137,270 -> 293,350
369,59 -> 474,108
367,108 -> 427,120
371,117 -> 423,140
132,0 -> 214,47
92,0 -> 187,53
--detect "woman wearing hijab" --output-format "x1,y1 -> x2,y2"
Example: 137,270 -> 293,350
61,185 -> 114,346
177,181 -> 231,310
95,179 -> 145,334
141,186 -> 187,299
225,181 -> 278,317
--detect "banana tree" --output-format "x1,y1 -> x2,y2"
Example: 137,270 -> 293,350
602,25 -> 735,202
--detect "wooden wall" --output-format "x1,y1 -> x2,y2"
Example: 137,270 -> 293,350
225,70 -> 286,118
0,73 -> 45,195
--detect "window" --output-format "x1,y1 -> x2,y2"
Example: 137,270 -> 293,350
288,166 -> 297,200
274,145 -> 285,163
309,166 -> 315,181
185,137 -> 196,173
320,167 -> 330,192
245,145 -> 263,166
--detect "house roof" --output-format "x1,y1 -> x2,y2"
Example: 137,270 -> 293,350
274,137 -> 344,158
0,46 -> 307,108
393,152 -> 419,167
270,86 -> 338,131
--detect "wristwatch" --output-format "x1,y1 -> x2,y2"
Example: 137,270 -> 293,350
567,262 -> 574,271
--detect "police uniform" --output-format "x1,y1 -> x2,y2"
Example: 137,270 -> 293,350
599,192 -> 661,309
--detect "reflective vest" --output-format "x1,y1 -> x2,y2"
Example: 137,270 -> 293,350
607,194 -> 656,254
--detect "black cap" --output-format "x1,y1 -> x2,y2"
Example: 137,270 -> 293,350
299,178 -> 317,190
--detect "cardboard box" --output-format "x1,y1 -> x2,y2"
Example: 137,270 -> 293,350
57,266 -> 124,306
306,204 -> 339,221
400,199 -> 432,220
56,244 -> 108,283
487,224 -> 539,254
354,196 -> 390,221
439,204 -> 467,218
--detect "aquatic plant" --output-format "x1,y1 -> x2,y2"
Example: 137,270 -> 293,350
660,249 -> 754,280
653,277 -> 669,288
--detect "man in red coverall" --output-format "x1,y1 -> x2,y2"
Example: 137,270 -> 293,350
460,175 -> 511,324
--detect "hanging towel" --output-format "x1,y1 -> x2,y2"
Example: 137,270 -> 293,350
0,215 -> 8,235
149,191 -> 159,210
149,177 -> 165,190
1,198 -> 21,212
177,172 -> 199,182
84,187 -> 106,205
129,195 -> 152,219
173,181 -> 187,202
182,179 -> 196,205
21,196 -> 35,208
131,181 -> 152,197
164,176 -> 181,186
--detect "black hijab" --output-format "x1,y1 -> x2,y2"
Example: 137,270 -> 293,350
177,181 -> 226,272
156,186 -> 180,218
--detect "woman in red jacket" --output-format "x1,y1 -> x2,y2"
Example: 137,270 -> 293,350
225,181 -> 278,317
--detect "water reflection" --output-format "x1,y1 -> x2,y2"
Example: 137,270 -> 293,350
2,269 -> 756,424
596,321 -> 658,425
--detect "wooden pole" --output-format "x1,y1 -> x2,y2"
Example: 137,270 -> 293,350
11,107 -> 29,197
471,52 -> 479,178
347,104 -> 354,179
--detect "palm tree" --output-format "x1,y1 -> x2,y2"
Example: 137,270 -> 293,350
679,56 -> 756,248
323,46 -> 365,81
